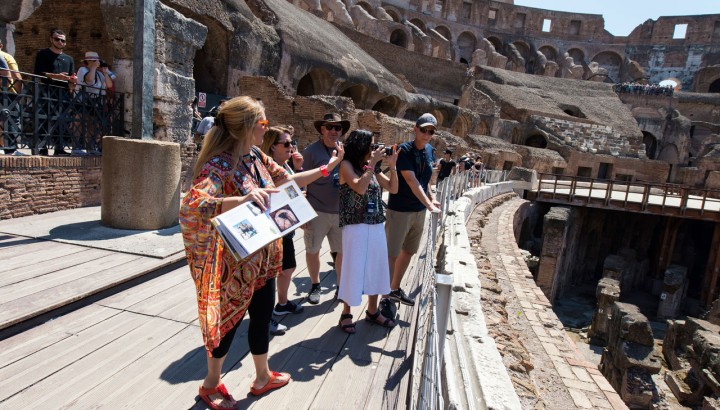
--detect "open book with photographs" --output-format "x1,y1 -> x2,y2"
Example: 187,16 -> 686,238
212,180 -> 316,260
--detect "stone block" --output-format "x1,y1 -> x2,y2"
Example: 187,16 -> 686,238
621,367 -> 655,408
101,137 -> 181,230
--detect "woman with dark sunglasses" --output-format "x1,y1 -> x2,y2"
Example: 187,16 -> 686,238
261,127 -> 307,330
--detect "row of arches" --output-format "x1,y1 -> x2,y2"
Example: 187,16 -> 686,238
383,6 -> 624,78
295,69 -> 403,117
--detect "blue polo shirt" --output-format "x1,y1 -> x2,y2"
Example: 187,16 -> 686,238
388,141 -> 435,212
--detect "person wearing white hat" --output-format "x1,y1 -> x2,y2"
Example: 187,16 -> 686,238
76,51 -> 106,95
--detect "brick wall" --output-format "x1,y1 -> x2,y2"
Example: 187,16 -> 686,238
0,156 -> 101,219
13,0 -> 114,75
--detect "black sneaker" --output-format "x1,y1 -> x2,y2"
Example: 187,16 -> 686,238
388,288 -> 415,306
307,284 -> 321,305
269,319 -> 287,335
379,298 -> 397,320
273,300 -> 304,316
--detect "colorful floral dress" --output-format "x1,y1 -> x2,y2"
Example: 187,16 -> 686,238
179,149 -> 288,354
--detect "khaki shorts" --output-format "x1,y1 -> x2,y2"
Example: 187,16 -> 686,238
385,209 -> 426,257
303,211 -> 342,254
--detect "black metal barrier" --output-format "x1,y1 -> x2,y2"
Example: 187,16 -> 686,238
0,72 -> 124,154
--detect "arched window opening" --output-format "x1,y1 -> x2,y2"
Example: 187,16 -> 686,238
709,78 -> 720,93
386,9 -> 401,23
642,131 -> 657,159
340,84 -> 367,108
389,29 -> 408,48
296,74 -> 314,96
372,96 -> 401,116
525,134 -> 547,148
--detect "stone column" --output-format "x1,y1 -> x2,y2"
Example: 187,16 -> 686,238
101,137 -> 180,229
587,277 -> 620,345
657,264 -> 688,319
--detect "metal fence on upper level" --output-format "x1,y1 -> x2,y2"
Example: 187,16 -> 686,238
0,71 -> 124,155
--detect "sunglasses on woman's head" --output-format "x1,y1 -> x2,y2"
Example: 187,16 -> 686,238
257,119 -> 269,128
324,124 -> 343,132
419,127 -> 436,135
275,140 -> 295,148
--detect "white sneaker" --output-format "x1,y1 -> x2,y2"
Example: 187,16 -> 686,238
270,319 -> 287,335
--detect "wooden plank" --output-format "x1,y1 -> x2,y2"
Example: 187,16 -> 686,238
0,248 -> 114,287
310,353 -> 375,408
0,238 -> 63,258
0,254 -> 179,329
127,277 -> 199,324
68,325 -> 207,409
0,311 -> 147,401
97,265 -> 190,310
0,253 -> 142,303
0,304 -> 120,370
3,315 -> 187,409
0,241 -> 89,274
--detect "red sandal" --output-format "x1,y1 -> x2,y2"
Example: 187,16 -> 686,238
198,383 -> 236,410
249,371 -> 291,396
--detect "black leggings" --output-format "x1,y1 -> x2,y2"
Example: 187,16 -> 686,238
211,278 -> 276,358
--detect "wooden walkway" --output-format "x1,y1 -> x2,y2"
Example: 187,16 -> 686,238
0,229 -> 424,409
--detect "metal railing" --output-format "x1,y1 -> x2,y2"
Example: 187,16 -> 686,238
410,170 -> 512,408
534,173 -> 720,221
0,71 -> 124,154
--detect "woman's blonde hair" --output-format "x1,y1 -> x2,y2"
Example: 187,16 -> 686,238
260,127 -> 288,159
192,96 -> 265,179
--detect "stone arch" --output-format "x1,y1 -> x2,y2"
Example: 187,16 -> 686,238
709,78 -> 720,93
487,36 -> 502,53
538,45 -> 558,62
475,119 -> 490,136
567,48 -> 585,65
592,50 -> 623,82
642,131 -> 658,159
431,108 -> 450,127
457,31 -> 477,65
525,134 -> 547,148
372,95 -> 401,116
357,1 -> 373,16
657,143 -> 679,164
386,8 -> 401,23
409,18 -> 427,33
339,84 -> 370,108
193,20 -> 229,94
435,25 -> 452,41
296,69 -> 334,96
451,114 -> 470,137
511,40 -> 531,61
389,29 -> 408,48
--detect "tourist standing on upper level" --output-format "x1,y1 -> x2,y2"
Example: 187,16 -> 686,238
301,113 -> 349,304
436,149 -> 456,183
0,39 -> 21,93
33,29 -> 75,156
336,130 -> 399,333
180,96 -> 344,409
382,113 -> 441,312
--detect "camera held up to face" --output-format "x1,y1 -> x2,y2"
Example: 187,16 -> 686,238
371,143 -> 394,156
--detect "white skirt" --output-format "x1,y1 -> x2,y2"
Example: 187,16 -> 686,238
338,223 -> 391,306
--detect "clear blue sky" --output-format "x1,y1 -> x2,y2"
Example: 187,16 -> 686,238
514,0 -> 719,36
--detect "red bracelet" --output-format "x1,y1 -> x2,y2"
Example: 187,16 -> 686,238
320,164 -> 329,177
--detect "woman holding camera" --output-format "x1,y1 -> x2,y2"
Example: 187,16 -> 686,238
336,130 -> 399,333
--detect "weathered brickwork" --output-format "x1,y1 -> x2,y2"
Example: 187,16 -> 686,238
0,156 -> 101,219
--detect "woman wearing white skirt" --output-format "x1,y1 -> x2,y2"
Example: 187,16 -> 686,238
337,130 -> 399,333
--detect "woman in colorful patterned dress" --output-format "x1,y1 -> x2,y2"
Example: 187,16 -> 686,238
179,96 -> 343,409
336,130 -> 399,333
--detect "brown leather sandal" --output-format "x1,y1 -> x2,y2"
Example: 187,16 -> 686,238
338,313 -> 356,334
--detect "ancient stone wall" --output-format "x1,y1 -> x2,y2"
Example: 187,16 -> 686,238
536,206 -> 581,301
0,156 -> 101,219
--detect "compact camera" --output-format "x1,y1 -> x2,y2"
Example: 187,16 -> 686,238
371,143 -> 394,156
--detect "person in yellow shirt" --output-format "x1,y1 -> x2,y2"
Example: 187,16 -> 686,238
0,39 -> 22,93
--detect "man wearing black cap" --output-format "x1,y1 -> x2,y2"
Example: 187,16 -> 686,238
383,113 -> 441,310
302,113 -> 348,304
